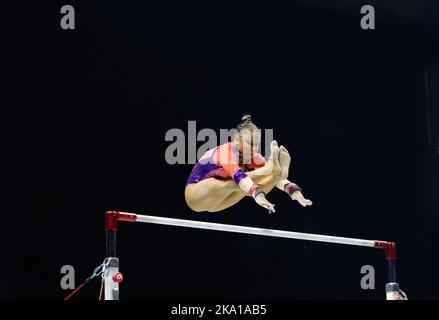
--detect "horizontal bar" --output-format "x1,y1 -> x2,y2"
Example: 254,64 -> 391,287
119,212 -> 378,248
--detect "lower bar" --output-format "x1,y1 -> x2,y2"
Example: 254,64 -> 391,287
132,213 -> 378,248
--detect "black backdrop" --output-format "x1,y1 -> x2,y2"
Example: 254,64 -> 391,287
4,0 -> 439,300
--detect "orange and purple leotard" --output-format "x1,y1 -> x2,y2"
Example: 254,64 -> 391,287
186,142 -> 266,185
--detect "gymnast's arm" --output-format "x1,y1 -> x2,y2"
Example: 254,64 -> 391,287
214,144 -> 276,213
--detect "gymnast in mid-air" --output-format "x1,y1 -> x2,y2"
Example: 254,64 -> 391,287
184,114 -> 312,214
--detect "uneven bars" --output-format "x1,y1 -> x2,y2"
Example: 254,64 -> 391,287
103,210 -> 403,300
105,211 -> 395,258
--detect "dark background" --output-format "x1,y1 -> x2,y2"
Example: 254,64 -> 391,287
4,0 -> 439,299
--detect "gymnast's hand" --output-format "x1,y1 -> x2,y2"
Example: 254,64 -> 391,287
291,191 -> 313,207
254,192 -> 276,214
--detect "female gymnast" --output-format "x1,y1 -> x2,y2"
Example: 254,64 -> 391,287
184,114 -> 312,214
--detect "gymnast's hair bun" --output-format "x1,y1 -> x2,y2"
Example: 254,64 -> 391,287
241,113 -> 252,123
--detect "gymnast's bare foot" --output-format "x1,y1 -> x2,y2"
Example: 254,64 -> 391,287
278,145 -> 291,179
268,140 -> 281,175
255,140 -> 281,176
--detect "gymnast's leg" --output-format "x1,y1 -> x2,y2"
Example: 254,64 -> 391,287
184,142 -> 282,212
